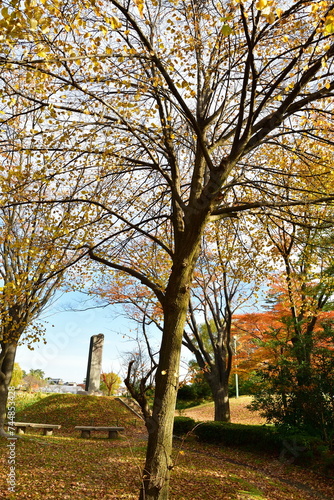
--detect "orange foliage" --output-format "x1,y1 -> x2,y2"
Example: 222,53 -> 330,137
233,281 -> 334,376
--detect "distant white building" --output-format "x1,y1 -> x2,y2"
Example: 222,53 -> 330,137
42,384 -> 79,394
46,378 -> 64,385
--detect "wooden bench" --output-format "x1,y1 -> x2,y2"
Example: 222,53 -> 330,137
75,426 -> 125,439
12,422 -> 61,436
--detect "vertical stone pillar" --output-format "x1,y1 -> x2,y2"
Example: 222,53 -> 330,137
85,334 -> 104,393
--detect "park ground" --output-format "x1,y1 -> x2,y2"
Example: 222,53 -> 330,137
0,394 -> 333,500
175,395 -> 267,425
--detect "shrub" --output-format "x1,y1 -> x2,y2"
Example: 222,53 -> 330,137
275,424 -> 334,468
193,421 -> 334,470
173,417 -> 196,436
229,372 -> 263,397
9,391 -> 47,414
247,325 -> 334,443
194,422 -> 282,453
177,385 -> 197,401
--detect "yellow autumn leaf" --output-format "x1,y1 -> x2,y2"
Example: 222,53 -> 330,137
255,0 -> 267,10
325,20 -> 334,34
37,50 -> 48,58
110,16 -> 122,29
30,19 -> 38,30
133,0 -> 145,17
264,12 -> 275,24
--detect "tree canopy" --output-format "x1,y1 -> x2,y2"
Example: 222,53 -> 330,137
1,1 -> 334,498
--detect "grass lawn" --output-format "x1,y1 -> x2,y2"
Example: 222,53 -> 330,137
0,393 -> 333,499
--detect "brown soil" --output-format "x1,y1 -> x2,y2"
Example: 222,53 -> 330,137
176,396 -> 267,425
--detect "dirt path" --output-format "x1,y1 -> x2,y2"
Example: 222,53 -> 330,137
176,396 -> 267,425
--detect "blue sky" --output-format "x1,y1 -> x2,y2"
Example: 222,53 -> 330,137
15,291 -> 143,384
15,290 -> 192,385
14,271 -> 264,385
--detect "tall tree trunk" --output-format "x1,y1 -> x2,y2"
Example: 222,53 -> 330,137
210,337 -> 233,423
139,296 -> 188,500
0,342 -> 17,436
139,218 -> 206,499
212,379 -> 231,422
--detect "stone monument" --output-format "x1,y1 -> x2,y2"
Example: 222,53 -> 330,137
85,334 -> 104,393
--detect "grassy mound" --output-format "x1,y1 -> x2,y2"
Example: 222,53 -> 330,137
13,393 -> 144,435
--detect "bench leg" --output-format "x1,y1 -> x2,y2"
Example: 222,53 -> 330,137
43,429 -> 54,436
17,427 -> 26,435
108,430 -> 118,439
81,430 -> 91,438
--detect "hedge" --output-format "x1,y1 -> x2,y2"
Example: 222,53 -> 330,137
172,419 -> 281,452
173,416 -> 196,436
194,422 -> 282,453
173,419 -> 333,469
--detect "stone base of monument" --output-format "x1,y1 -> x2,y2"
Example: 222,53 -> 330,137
77,390 -> 103,396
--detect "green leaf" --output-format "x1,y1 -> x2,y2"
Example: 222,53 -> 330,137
222,24 -> 232,36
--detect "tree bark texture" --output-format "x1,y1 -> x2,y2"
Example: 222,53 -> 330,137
139,216 -> 208,500
212,379 -> 231,422
0,342 -> 17,436
139,296 -> 188,500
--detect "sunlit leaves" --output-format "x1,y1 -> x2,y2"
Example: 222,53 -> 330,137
324,10 -> 334,34
133,0 -> 145,18
1,1 -> 334,497
29,18 -> 38,30
221,24 -> 232,36
102,14 -> 122,29
0,120 -> 92,347
255,0 -> 268,9
255,0 -> 276,23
